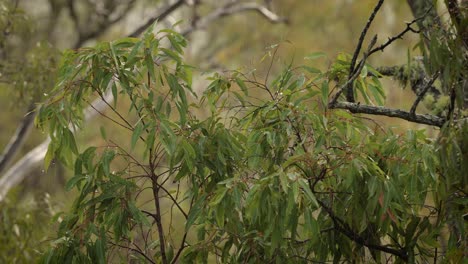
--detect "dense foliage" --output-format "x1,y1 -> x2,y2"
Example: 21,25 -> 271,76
35,22 -> 466,263
0,0 -> 466,263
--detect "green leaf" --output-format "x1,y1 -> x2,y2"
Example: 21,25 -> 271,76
44,142 -> 55,172
232,91 -> 246,107
131,122 -> 144,150
181,139 -> 196,158
298,179 -> 318,208
100,126 -> 107,140
127,39 -> 143,63
111,82 -> 118,107
360,65 -> 368,78
109,41 -> 122,76
209,188 -> 228,206
235,77 -> 249,95
321,80 -> 329,106
301,65 -> 321,74
304,51 -> 327,60
65,174 -> 85,191
64,128 -> 79,155
145,49 -> 157,82
161,48 -> 181,63
186,195 -> 206,231
95,236 -> 106,264
101,149 -> 115,177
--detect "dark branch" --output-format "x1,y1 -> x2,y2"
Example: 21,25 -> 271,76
368,14 -> 424,56
332,101 -> 445,127
73,0 -> 137,48
316,199 -> 409,261
128,0 -> 186,38
410,72 -> 439,114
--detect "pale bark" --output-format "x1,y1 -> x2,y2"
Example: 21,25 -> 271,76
0,104 -> 36,176
0,90 -> 113,202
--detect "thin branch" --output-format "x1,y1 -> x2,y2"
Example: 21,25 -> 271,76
109,241 -> 156,264
157,183 -> 188,219
73,0 -> 137,48
316,199 -> 409,261
228,2 -> 287,24
171,232 -> 188,264
406,0 -> 442,47
84,98 -> 132,131
410,72 -> 439,114
128,0 -> 186,38
181,1 -> 287,35
69,0 -> 135,49
368,15 -> 424,56
346,0 -> 385,102
332,101 -> 445,127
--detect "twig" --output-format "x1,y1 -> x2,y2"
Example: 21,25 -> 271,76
410,72 -> 439,115
171,232 -> 188,264
368,19 -> 422,56
109,241 -> 156,264
129,0 -> 186,37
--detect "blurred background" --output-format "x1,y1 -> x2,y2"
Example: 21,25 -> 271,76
0,0 -> 436,261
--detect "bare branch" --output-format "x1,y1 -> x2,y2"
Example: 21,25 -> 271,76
332,101 -> 445,127
73,0 -> 137,48
128,0 -> 186,38
368,14 -> 424,56
181,1 -> 287,35
228,2 -> 287,23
